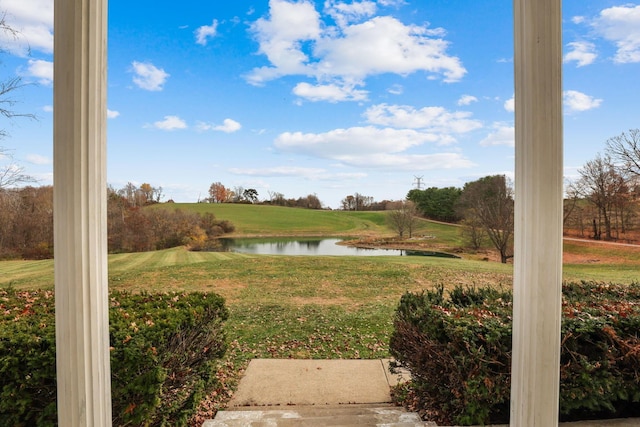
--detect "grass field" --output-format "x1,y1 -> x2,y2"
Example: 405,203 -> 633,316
2,204 -> 639,420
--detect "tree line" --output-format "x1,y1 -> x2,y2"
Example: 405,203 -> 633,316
0,183 -> 234,260
404,129 -> 640,263
206,182 -> 324,209
565,129 -> 640,241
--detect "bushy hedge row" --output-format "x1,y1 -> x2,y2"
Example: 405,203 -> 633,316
389,282 -> 640,425
0,289 -> 228,426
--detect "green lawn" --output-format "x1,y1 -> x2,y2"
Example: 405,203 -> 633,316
2,204 -> 639,419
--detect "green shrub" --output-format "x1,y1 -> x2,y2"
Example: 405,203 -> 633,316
0,289 -> 228,426
390,282 -> 640,425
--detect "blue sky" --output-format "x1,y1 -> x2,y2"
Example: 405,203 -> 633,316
1,0 -> 639,208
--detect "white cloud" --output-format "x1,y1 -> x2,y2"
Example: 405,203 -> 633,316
274,126 -> 474,169
215,119 -> 242,133
247,1 -> 465,92
293,82 -> 368,102
276,126 -> 430,156
198,118 -> 242,133
324,0 -> 377,28
479,124 -> 515,147
377,0 -> 406,6
572,16 -> 586,24
563,90 -> 602,113
504,96 -> 515,112
248,0 -> 322,83
26,59 -> 53,85
457,95 -> 478,106
363,103 -> 482,140
131,61 -> 169,91
564,41 -> 597,67
43,105 -> 53,113
387,84 -> 403,95
314,16 -> 465,82
593,4 -> 640,63
0,0 -> 54,55
26,154 -> 50,165
195,20 -> 219,45
151,116 -> 187,131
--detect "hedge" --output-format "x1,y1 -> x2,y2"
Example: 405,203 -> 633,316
0,289 -> 228,426
389,282 -> 640,425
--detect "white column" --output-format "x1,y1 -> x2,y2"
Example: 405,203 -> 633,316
53,0 -> 112,425
510,0 -> 563,426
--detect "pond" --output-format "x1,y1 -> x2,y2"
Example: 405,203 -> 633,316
218,237 -> 460,258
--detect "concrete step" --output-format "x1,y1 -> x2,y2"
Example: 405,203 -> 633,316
203,404 -> 434,426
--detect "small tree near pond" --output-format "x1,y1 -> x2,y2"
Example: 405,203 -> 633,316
387,200 -> 418,238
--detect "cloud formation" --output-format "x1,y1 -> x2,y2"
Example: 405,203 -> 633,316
564,41 -> 597,67
457,95 -> 478,106
0,0 -> 53,55
26,154 -> 50,165
504,96 -> 515,112
195,20 -> 218,45
26,59 -> 53,85
131,61 -> 169,91
247,0 -> 465,101
363,103 -> 482,143
214,119 -> 242,133
274,126 -> 474,170
152,115 -> 187,131
563,90 -> 602,113
593,4 -> 640,63
197,119 -> 242,133
479,124 -> 515,147
293,82 -> 367,102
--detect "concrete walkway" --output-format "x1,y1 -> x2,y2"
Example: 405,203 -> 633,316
204,359 -> 640,426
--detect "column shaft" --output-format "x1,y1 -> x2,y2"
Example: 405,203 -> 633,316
510,0 -> 564,425
53,0 -> 112,425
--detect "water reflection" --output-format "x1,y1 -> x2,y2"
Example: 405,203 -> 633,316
219,238 -> 405,256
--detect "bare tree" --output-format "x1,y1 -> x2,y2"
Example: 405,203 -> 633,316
0,148 -> 36,188
606,129 -> 640,176
458,175 -> 514,263
577,154 -> 629,240
386,200 -> 418,238
0,16 -> 36,187
459,216 -> 486,250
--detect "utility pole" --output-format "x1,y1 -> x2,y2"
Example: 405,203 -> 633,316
413,175 -> 424,190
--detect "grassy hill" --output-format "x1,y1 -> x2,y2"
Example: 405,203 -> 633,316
152,203 -> 394,236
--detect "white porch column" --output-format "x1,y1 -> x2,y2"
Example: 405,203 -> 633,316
53,0 -> 112,425
510,0 -> 563,425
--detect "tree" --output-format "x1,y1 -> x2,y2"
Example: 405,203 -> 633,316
407,187 -> 462,222
386,200 -> 419,238
1,16 -> 35,132
295,194 -> 323,209
457,175 -> 514,263
137,182 -> 163,204
0,18 -> 36,188
577,154 -> 628,240
341,193 -> 373,211
605,129 -> 640,176
0,148 -> 36,188
208,182 -> 228,203
267,190 -> 286,206
232,186 -> 245,203
242,188 -> 258,203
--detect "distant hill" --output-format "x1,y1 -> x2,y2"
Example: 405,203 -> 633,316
150,203 -> 397,236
